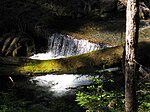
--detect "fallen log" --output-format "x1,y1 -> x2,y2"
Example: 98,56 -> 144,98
0,41 -> 149,76
0,46 -> 123,76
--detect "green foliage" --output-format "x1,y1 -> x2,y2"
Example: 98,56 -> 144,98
0,91 -> 30,112
76,74 -> 150,112
76,77 -> 124,112
137,81 -> 150,112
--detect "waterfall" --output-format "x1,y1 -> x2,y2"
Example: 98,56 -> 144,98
48,33 -> 109,56
30,33 -> 110,60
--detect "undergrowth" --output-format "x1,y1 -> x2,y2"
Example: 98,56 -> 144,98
76,72 -> 150,112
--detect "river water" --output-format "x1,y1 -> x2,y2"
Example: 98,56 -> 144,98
8,74 -> 95,112
0,34 -> 110,112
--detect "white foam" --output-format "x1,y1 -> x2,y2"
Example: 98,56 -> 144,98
29,52 -> 65,60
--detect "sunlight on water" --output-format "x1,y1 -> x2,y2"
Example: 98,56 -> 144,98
29,33 -> 110,60
29,51 -> 65,60
30,74 -> 94,96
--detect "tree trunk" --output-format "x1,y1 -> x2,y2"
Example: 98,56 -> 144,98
125,0 -> 139,112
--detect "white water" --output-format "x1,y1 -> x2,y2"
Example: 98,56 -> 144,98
29,51 -> 65,60
30,33 -> 110,60
29,67 -> 119,96
30,74 -> 94,96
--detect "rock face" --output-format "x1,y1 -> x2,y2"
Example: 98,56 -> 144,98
48,33 -> 110,57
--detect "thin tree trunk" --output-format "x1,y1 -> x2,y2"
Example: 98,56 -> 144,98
125,0 -> 139,112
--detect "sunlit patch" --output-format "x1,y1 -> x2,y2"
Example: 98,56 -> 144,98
30,74 -> 94,96
29,51 -> 65,60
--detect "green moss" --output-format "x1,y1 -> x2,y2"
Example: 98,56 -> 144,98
15,46 -> 123,75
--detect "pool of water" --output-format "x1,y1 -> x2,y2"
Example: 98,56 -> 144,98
0,74 -> 96,112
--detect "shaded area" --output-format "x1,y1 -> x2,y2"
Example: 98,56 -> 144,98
0,75 -> 85,112
0,0 -> 120,34
0,0 -> 126,49
138,41 -> 150,66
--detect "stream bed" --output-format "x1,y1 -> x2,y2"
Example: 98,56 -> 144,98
0,74 -> 97,112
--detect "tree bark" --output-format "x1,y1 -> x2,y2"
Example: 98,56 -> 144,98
125,0 -> 139,112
